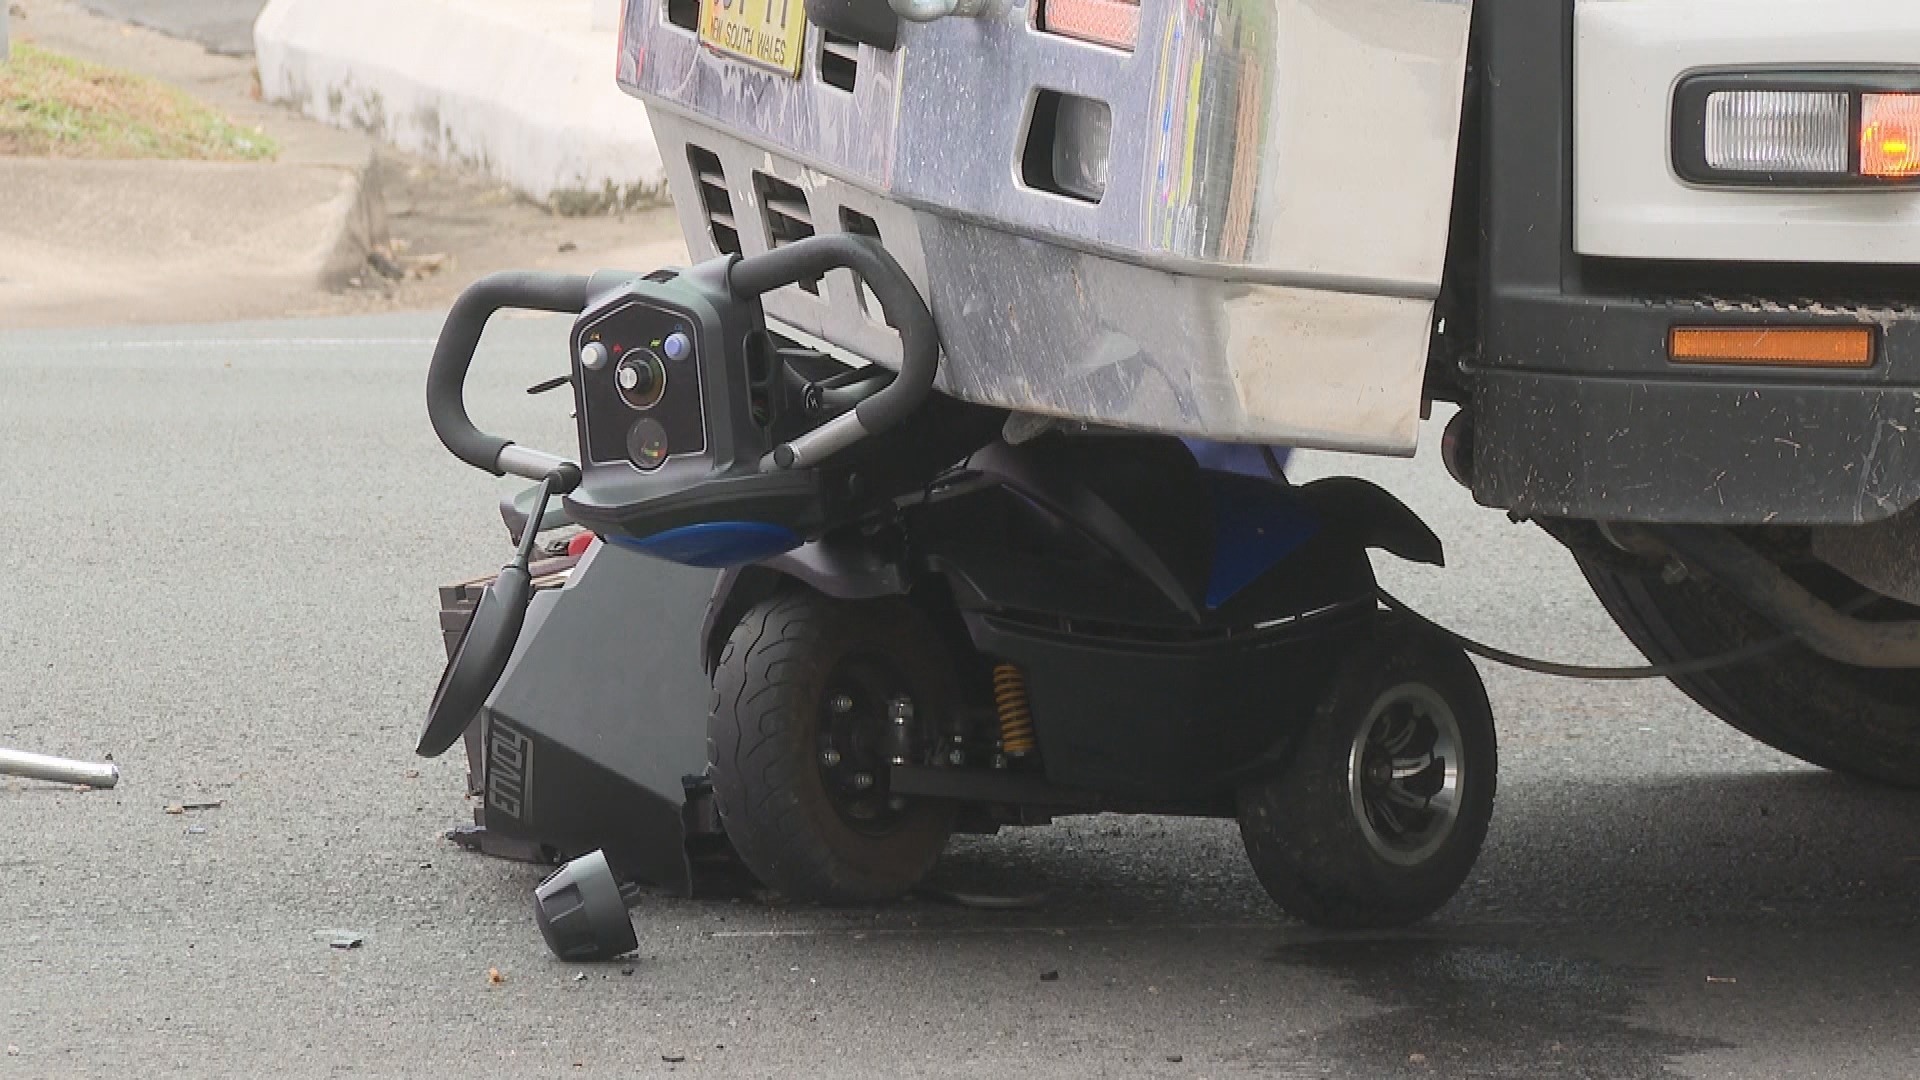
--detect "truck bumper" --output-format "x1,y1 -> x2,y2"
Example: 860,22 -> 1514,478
1473,366 -> 1920,527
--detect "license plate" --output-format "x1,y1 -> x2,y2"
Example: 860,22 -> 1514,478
699,0 -> 808,78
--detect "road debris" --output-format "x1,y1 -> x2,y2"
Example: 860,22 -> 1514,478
488,967 -> 507,985
1039,970 -> 1060,982
363,243 -> 451,283
406,253 -> 452,279
163,800 -> 222,815
320,931 -> 364,950
662,1053 -> 687,1063
915,886 -> 1047,910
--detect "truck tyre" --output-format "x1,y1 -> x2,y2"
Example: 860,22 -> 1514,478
1237,616 -> 1497,929
709,585 -> 956,904
1579,556 -> 1920,788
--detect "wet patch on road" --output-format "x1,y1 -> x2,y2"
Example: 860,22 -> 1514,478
1273,937 -> 1726,1078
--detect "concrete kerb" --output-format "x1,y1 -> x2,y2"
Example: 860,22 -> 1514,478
254,0 -> 668,212
0,155 -> 388,327
0,0 -> 393,327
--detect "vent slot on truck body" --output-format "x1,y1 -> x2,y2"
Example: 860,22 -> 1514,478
820,32 -> 860,91
755,172 -> 822,294
689,146 -> 742,256
839,207 -> 893,325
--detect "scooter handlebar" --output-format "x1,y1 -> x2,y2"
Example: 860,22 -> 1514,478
427,271 -> 591,482
728,236 -> 938,441
430,242 -> 939,479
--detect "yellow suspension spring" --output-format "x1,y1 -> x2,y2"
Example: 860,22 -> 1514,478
992,664 -> 1037,755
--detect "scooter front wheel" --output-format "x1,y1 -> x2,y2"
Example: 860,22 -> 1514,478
1237,615 -> 1497,929
709,585 -> 957,904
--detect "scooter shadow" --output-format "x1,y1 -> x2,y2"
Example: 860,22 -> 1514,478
638,769 -> 1920,1078
673,765 -> 1920,933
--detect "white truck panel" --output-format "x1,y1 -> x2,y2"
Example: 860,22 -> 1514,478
1575,0 -> 1920,264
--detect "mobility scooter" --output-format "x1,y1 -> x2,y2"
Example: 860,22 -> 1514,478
417,235 -> 1495,941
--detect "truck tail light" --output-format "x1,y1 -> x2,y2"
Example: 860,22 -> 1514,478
1861,94 -> 1920,179
1670,327 -> 1876,369
1037,0 -> 1139,51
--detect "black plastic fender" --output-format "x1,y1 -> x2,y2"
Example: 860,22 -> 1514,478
701,474 -> 1444,673
701,537 -> 910,674
1293,477 -> 1445,568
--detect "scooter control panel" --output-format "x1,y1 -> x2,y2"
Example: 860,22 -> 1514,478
575,301 -> 707,470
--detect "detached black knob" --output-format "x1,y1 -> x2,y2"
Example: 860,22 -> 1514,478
533,850 -> 639,962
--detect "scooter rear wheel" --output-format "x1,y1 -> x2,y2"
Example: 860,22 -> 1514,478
1237,615 -> 1496,928
709,585 -> 957,904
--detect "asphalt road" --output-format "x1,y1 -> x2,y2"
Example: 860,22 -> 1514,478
72,0 -> 263,55
4,315 -> 1920,1079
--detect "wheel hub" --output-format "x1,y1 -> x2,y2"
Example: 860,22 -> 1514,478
1347,683 -> 1465,867
815,658 -> 915,833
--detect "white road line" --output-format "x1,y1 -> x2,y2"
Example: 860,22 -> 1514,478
706,921 -> 1279,940
1,338 -> 441,352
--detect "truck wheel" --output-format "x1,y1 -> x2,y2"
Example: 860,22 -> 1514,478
1578,555 -> 1920,788
709,585 -> 956,904
1237,617 -> 1497,929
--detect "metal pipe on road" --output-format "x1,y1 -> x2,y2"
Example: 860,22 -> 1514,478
0,748 -> 122,788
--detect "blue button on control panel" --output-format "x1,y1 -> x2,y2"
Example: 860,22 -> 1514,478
663,332 -> 692,362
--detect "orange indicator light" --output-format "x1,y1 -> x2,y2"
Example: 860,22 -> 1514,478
1862,94 -> 1920,179
1671,327 -> 1875,368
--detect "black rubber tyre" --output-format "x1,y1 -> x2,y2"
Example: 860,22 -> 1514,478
1578,554 -> 1920,788
1237,617 -> 1497,929
709,585 -> 957,904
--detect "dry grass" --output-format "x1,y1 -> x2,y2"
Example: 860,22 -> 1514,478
0,42 -> 276,160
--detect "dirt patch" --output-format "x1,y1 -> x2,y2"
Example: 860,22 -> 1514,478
0,42 -> 275,159
300,154 -> 688,320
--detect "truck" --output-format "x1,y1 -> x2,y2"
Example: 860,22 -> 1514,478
611,0 -> 1920,787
